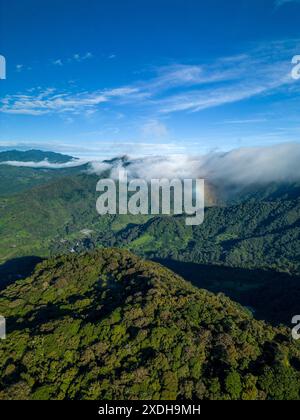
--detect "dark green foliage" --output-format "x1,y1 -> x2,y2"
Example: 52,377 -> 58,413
0,249 -> 299,400
154,259 -> 300,326
116,199 -> 300,275
225,371 -> 242,399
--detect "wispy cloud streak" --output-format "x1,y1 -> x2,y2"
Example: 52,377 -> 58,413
1,40 -> 299,117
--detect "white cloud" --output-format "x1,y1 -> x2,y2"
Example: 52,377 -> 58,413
51,53 -> 93,67
0,158 -> 88,169
53,59 -> 63,66
88,142 -> 300,186
73,52 -> 93,62
154,44 -> 296,113
2,141 -> 300,184
0,86 -> 138,116
16,64 -> 24,72
141,120 -> 169,139
157,83 -> 275,114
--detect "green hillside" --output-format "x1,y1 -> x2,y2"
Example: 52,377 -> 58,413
0,249 -> 299,400
0,172 -> 299,326
116,199 -> 300,275
0,173 -> 109,262
0,164 -> 88,196
0,172 -> 150,265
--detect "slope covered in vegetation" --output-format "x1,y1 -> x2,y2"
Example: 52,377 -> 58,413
0,172 -> 152,264
1,164 -> 299,276
114,199 -> 300,275
0,171 -> 299,326
0,249 -> 299,400
0,173 -> 109,263
0,164 -> 88,197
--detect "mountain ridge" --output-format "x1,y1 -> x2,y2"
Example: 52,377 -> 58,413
0,248 -> 299,400
0,149 -> 76,164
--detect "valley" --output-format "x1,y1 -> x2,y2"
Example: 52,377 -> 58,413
0,153 -> 299,327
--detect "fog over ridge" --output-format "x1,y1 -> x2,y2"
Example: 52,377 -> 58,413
1,142 -> 300,187
89,142 -> 300,186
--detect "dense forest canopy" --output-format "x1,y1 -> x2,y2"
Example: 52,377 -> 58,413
1,249 -> 299,400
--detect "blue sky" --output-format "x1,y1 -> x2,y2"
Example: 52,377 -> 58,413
0,0 -> 300,158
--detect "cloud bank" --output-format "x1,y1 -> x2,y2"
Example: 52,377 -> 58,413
89,142 -> 300,186
2,143 -> 300,189
0,158 -> 88,169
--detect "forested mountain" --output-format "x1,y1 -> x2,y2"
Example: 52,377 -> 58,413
49,195 -> 300,326
0,173 -> 105,263
0,249 -> 299,400
225,181 -> 300,204
0,150 -> 85,196
114,199 -> 300,274
0,172 -> 149,265
0,165 -> 299,326
0,150 -> 75,163
0,164 -> 88,196
1,167 -> 299,273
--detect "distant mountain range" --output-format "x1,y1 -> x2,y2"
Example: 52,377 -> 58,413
0,150 -> 86,197
0,149 -> 76,163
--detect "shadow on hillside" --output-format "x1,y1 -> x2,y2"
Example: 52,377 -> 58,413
153,258 -> 300,327
0,256 -> 44,291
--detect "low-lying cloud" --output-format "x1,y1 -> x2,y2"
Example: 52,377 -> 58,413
0,158 -> 88,169
2,143 -> 300,191
89,142 -> 300,187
